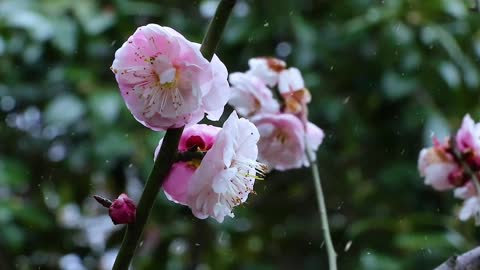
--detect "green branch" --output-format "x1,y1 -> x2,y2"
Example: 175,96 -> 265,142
305,146 -> 337,270
112,128 -> 183,270
111,1 -> 236,269
200,0 -> 236,59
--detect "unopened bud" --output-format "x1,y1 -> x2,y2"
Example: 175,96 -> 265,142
108,193 -> 136,225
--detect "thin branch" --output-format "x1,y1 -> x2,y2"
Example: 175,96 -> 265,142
111,1 -> 236,269
469,0 -> 480,12
305,146 -> 337,270
200,0 -> 236,60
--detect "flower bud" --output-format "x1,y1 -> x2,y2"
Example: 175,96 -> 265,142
109,193 -> 136,225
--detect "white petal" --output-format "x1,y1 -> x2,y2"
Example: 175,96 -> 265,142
459,197 -> 479,221
213,202 -> 230,223
423,163 -> 455,191
212,168 -> 237,193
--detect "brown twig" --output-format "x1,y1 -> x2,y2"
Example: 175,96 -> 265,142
434,246 -> 480,270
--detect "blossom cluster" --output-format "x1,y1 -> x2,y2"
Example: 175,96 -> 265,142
158,112 -> 266,222
110,25 -> 326,223
418,114 -> 480,223
111,24 -> 271,222
228,57 -> 324,171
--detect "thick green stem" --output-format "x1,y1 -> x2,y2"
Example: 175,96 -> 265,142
111,1 -> 236,269
200,0 -> 236,59
305,147 -> 337,270
113,128 -> 183,270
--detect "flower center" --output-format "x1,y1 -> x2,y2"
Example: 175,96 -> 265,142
275,131 -> 288,144
220,158 -> 267,207
187,158 -> 202,169
140,59 -> 186,118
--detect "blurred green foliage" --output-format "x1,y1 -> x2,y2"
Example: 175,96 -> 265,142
2,0 -> 480,269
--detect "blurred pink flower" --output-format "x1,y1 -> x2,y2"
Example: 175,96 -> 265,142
303,121 -> 325,166
247,57 -> 286,87
186,111 -> 267,222
111,24 -> 229,131
109,194 -> 136,225
418,146 -> 458,191
228,72 -> 280,117
277,67 -> 312,124
155,124 -> 221,204
253,114 -> 305,171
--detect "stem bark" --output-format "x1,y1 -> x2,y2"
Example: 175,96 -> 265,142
435,246 -> 480,270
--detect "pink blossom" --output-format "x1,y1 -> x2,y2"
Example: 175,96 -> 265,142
201,54 -> 230,120
252,113 -> 305,171
186,111 -> 267,222
155,124 -> 220,204
109,194 -> 136,225
252,113 -> 324,171
418,147 -> 457,191
303,122 -> 325,166
247,57 -> 286,87
228,72 -> 280,117
190,43 -> 230,121
161,162 -> 196,205
456,114 -> 480,154
111,24 -> 229,131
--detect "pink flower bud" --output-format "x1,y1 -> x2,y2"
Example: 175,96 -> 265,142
109,194 -> 136,225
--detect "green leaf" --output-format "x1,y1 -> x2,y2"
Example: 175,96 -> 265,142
0,158 -> 29,190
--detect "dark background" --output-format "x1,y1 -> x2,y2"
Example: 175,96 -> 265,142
1,0 -> 480,269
